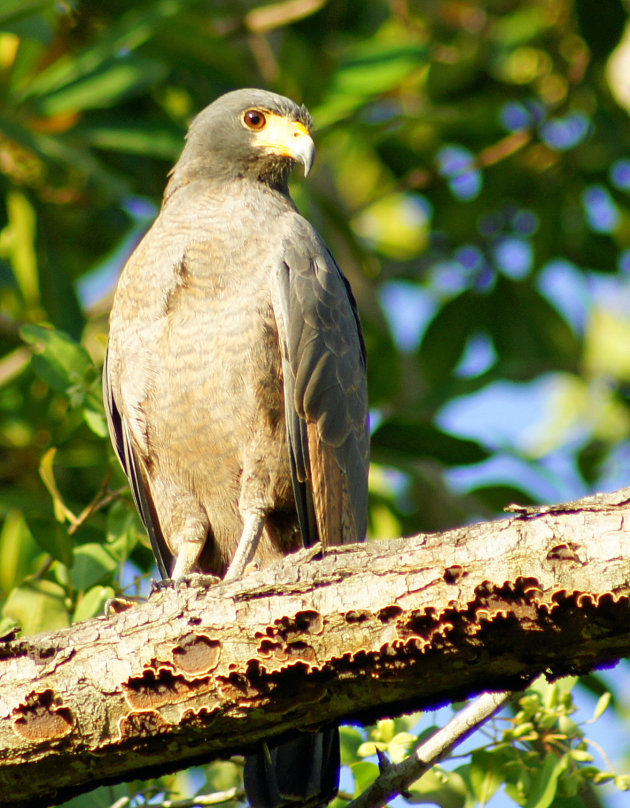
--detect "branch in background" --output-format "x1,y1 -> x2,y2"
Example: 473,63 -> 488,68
347,690 -> 514,808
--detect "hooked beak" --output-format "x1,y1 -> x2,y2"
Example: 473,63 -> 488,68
290,126 -> 316,177
254,115 -> 316,177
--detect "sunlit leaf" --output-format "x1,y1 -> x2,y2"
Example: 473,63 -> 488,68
3,578 -> 70,634
470,749 -> 508,805
71,542 -> 118,590
4,190 -> 39,307
17,0 -> 179,99
39,447 -> 75,524
524,753 -> 569,808
27,515 -> 73,567
21,324 -> 95,400
333,41 -> 425,97
36,56 -> 169,116
73,585 -> 116,622
0,510 -> 39,591
54,784 -> 131,808
592,691 -> 611,721
350,761 -> 379,795
406,767 -> 467,808
204,759 -> 241,793
387,731 -> 416,763
78,122 -> 182,159
615,774 -> 630,790
339,726 -> 364,765
0,0 -> 52,27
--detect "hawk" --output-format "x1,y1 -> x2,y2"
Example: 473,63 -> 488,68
104,88 -> 369,808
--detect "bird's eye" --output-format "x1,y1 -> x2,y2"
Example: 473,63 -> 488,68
243,109 -> 267,130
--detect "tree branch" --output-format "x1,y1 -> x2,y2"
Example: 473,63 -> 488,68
1,487 -> 630,807
346,690 -> 514,808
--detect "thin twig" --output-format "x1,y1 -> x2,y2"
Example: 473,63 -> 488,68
155,787 -> 242,807
109,787 -> 243,808
346,690 -> 515,808
68,475 -> 123,536
584,736 -> 616,772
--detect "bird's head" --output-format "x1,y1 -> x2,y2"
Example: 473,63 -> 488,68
172,88 -> 315,191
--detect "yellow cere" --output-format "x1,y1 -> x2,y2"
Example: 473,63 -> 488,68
254,113 -> 312,157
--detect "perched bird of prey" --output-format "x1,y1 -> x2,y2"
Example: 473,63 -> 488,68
104,88 -> 369,808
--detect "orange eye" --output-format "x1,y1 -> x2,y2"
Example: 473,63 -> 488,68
243,109 -> 267,130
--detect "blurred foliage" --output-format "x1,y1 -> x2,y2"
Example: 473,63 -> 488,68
2,0 -> 630,805
345,678 -> 630,808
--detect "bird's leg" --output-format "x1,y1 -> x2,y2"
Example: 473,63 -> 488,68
224,507 -> 265,582
170,520 -> 209,579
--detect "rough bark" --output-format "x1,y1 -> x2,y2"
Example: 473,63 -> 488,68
1,488 -> 630,807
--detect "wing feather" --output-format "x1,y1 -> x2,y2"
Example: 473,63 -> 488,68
103,349 -> 172,578
271,219 -> 369,549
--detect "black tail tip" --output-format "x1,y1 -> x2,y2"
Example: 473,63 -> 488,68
244,726 -> 340,808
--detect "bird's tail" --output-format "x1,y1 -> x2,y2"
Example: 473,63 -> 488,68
244,726 -> 340,808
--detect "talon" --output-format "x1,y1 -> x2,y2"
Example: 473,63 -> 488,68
150,577 -> 175,595
175,572 -> 220,590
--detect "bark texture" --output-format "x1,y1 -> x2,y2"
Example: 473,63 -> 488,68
2,488 -> 630,807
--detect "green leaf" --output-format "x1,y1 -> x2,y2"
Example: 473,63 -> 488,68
71,543 -> 118,590
73,585 -> 115,622
106,501 -> 141,560
339,726 -> 365,765
0,0 -> 52,27
39,447 -> 75,524
592,772 -> 615,785
27,516 -> 73,567
56,784 -> 131,808
78,122 -> 182,159
5,189 -> 39,307
0,111 -> 130,196
372,718 -> 395,743
17,0 -> 178,100
0,510 -> 39,591
83,401 -> 108,437
387,731 -> 417,763
490,279 -> 580,377
3,579 -> 70,634
419,292 -> 483,386
204,760 -> 241,793
315,33 -> 428,126
37,55 -> 169,116
406,768 -> 467,808
616,774 -> 630,790
524,753 -> 569,808
469,484 -> 536,510
592,691 -> 611,721
20,324 -> 95,399
568,748 -> 593,763
393,712 -> 425,733
335,42 -> 426,95
470,750 -> 507,805
357,741 -> 382,758
371,420 -> 488,465
350,761 -> 379,795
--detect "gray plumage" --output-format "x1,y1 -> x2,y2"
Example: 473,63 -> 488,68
103,88 -> 369,808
